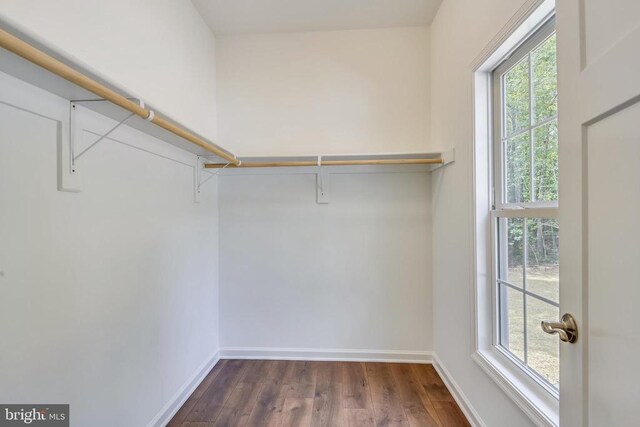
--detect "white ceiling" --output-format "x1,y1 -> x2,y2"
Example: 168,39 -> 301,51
191,0 -> 443,35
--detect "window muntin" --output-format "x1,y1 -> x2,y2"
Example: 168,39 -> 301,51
492,18 -> 559,392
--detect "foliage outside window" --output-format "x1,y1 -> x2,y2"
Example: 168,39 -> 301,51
492,19 -> 559,391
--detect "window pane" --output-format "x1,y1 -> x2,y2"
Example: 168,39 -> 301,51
503,57 -> 530,137
500,284 -> 524,362
499,217 -> 524,287
526,296 -> 559,387
526,218 -> 559,302
533,120 -> 558,202
532,34 -> 557,124
505,132 -> 531,204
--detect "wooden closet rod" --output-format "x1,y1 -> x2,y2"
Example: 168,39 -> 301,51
0,28 -> 239,165
205,158 -> 443,169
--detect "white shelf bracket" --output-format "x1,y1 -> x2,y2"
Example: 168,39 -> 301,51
194,156 -> 205,203
316,155 -> 329,204
195,156 -> 232,203
70,98 -> 146,164
72,109 -> 134,162
430,147 -> 456,171
61,98 -> 146,192
58,102 -> 84,192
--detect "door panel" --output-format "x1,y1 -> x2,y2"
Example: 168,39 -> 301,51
586,102 -> 640,425
584,0 -> 640,62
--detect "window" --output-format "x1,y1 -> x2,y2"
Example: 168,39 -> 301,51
472,2 -> 558,423
492,18 -> 559,392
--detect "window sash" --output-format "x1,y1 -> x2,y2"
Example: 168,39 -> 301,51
490,207 -> 559,394
492,17 -> 557,210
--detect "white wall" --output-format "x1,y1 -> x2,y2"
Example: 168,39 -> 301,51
430,0 -> 540,425
218,168 -> 432,358
0,0 -> 219,141
214,23 -> 433,361
216,27 -> 430,156
0,72 -> 219,427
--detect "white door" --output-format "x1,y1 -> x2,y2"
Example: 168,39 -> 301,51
556,1 -> 640,425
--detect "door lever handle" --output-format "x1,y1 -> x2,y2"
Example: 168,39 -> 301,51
541,313 -> 578,343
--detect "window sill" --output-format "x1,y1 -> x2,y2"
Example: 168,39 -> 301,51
473,349 -> 559,427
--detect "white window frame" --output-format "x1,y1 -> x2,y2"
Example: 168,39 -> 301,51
470,1 -> 559,426
492,15 -> 559,391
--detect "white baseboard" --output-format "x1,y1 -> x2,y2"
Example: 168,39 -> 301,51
432,354 -> 486,427
147,350 -> 221,427
220,347 -> 432,364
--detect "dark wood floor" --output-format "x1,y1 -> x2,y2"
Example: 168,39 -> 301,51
168,360 -> 470,427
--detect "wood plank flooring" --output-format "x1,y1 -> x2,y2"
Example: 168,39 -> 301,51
168,360 -> 470,427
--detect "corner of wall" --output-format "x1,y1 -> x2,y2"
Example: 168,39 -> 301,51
147,351 -> 221,427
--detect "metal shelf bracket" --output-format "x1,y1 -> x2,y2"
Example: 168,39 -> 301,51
59,98 -> 151,193
317,155 -> 329,204
195,156 -> 235,203
69,98 -> 148,167
429,148 -> 455,171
